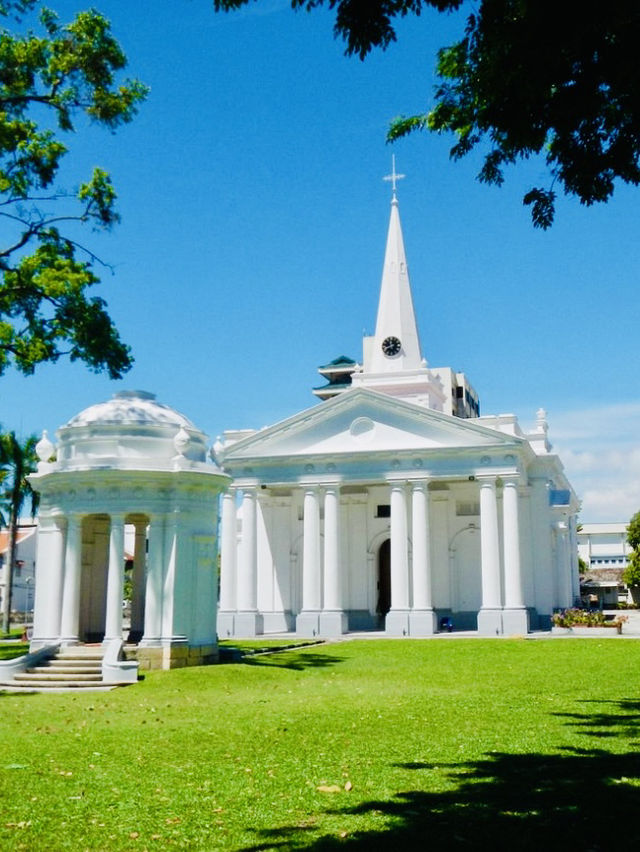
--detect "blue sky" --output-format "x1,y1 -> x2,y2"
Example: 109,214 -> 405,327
2,0 -> 639,522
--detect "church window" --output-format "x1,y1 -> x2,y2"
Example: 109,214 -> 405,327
457,501 -> 480,516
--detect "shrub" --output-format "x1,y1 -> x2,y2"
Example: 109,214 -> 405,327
552,608 -> 627,628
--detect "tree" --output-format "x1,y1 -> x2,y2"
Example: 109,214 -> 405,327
622,511 -> 640,591
0,0 -> 147,378
214,1 -> 640,228
0,430 -> 38,634
626,510 -> 640,552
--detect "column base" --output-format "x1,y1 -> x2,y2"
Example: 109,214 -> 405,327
216,611 -> 236,639
59,637 -> 80,646
136,637 -> 218,671
234,611 -> 264,637
502,608 -> 529,635
409,609 -> 439,636
477,608 -> 503,636
296,611 -> 321,638
29,637 -> 60,651
385,609 -> 411,637
318,610 -> 347,637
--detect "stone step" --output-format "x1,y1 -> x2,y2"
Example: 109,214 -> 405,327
49,658 -> 103,666
15,671 -> 103,682
53,651 -> 104,662
0,681 -> 117,692
33,665 -> 102,675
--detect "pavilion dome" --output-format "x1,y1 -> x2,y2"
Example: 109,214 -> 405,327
66,389 -> 197,430
55,390 -> 209,469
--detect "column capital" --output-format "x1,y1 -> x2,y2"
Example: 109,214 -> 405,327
322,483 -> 341,495
410,478 -> 430,493
477,475 -> 498,486
302,484 -> 321,500
501,475 -> 521,488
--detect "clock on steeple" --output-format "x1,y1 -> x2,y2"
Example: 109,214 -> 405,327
381,336 -> 401,357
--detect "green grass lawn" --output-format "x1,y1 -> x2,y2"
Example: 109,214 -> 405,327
0,642 -> 29,661
1,639 -> 640,850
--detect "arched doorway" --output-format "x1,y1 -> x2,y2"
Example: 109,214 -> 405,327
377,538 -> 391,623
451,526 -> 481,629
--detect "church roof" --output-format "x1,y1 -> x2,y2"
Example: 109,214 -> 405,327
220,386 -> 527,466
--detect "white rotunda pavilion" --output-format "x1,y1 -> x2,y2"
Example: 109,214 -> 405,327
29,390 -> 229,670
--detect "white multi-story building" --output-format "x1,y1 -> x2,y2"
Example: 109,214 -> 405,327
0,522 -> 37,616
577,522 -> 630,607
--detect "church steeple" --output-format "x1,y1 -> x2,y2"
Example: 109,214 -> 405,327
352,158 -> 445,411
369,161 -> 424,373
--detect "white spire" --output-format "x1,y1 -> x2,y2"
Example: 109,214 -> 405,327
352,159 -> 445,411
368,162 -> 424,374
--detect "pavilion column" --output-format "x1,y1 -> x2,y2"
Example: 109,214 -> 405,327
217,489 -> 238,638
477,478 -> 503,635
31,516 -> 66,647
129,520 -> 147,640
386,482 -> 410,636
59,514 -> 83,644
502,478 -> 529,634
409,480 -> 438,635
320,485 -> 346,636
104,514 -> 125,643
297,486 -> 322,637
141,514 -> 164,644
235,488 -> 262,636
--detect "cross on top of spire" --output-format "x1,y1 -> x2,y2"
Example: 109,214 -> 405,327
383,154 -> 405,200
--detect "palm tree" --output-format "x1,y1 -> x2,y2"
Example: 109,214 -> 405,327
0,431 -> 39,635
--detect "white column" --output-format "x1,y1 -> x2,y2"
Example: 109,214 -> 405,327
296,487 -> 322,637
477,478 -> 503,635
235,488 -> 262,636
568,516 -> 581,603
409,481 -> 437,635
59,515 -> 83,644
31,516 -> 66,646
386,482 -> 410,636
104,515 -> 125,643
556,521 -> 572,608
502,478 -> 529,634
219,491 -> 237,611
129,520 -> 147,639
320,485 -> 346,636
530,477 -> 554,625
141,514 -> 164,643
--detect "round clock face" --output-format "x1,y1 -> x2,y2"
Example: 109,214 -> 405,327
382,336 -> 402,357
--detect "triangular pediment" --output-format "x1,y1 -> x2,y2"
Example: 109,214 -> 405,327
220,389 -> 523,462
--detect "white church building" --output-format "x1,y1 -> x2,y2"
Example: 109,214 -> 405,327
216,174 -> 580,638
18,168 -> 580,677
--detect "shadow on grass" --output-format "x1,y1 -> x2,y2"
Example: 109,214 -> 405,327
553,699 -> 640,739
242,650 -> 345,671
241,699 -> 640,851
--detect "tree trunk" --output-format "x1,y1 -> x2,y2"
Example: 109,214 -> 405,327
1,510 -> 16,635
